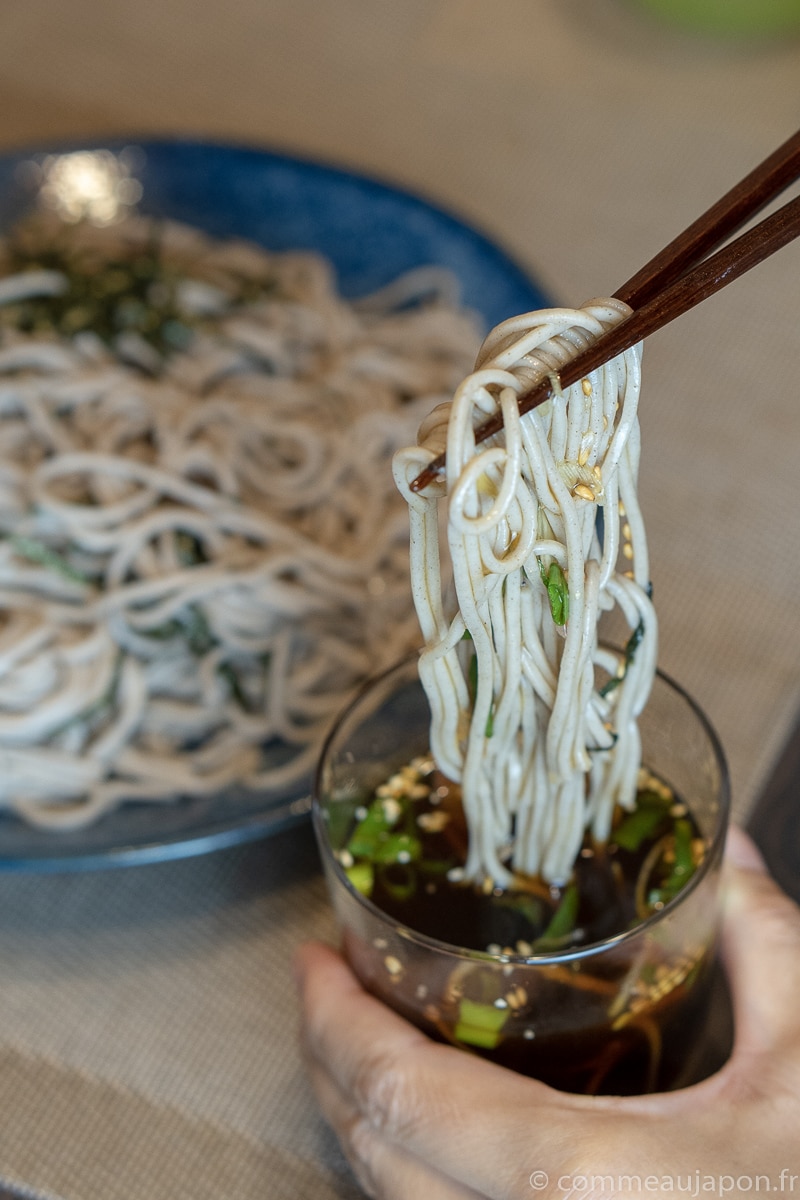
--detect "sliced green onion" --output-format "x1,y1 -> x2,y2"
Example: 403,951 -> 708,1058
537,557 -> 569,626
346,796 -> 400,859
534,882 -> 579,948
372,832 -> 421,865
611,805 -> 670,852
345,862 -> 374,897
10,534 -> 93,586
377,864 -> 417,902
454,998 -> 510,1050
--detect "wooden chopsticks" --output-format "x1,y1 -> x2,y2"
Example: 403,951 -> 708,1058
410,128 -> 800,494
615,127 -> 800,308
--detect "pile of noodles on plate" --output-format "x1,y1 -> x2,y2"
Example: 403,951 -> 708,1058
393,299 -> 657,885
0,214 -> 482,829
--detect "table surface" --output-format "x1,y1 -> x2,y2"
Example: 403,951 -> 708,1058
0,2 -> 798,1197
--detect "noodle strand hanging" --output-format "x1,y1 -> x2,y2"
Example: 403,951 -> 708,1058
393,299 -> 657,885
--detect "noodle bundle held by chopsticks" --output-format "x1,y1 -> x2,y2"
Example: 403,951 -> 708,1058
394,300 -> 657,885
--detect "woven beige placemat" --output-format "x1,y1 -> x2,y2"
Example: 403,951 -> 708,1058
0,830 -> 359,1200
0,1044 -> 358,1200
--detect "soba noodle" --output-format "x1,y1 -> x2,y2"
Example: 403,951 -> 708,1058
393,299 -> 657,885
0,214 -> 482,829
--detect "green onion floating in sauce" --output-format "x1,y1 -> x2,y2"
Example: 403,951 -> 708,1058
454,997 -> 511,1049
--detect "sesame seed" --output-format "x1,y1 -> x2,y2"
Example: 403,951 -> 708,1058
417,810 -> 450,832
581,378 -> 592,396
384,955 -> 403,976
381,797 -> 402,824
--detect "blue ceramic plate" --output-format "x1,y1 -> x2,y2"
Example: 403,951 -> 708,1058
0,138 -> 549,870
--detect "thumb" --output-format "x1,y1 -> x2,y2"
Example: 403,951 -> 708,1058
720,825 -> 800,1058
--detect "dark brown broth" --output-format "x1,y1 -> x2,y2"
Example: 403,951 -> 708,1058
341,759 -> 703,956
337,758 -> 716,1093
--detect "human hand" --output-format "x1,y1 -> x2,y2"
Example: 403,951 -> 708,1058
294,826 -> 800,1199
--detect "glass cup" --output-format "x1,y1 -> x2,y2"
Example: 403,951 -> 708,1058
313,656 -> 730,1095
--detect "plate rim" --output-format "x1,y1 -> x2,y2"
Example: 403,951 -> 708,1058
0,133 -> 548,315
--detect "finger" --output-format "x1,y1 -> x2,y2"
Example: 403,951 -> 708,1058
294,940 -> 602,1199
721,825 -> 800,1056
724,823 -> 768,871
303,1053 -> 486,1200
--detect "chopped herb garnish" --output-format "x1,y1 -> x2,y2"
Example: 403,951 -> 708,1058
0,219 -> 284,372
346,796 -> 401,859
534,882 -> 579,948
372,832 -> 421,865
418,856 -> 457,876
378,864 -> 417,901
454,998 -> 510,1049
345,862 -> 374,897
494,891 -> 545,931
599,584 -> 653,697
611,803 -> 670,852
175,531 -> 206,567
466,648 -> 495,737
654,818 -> 697,904
537,558 -> 569,626
181,605 -> 215,656
9,534 -> 93,587
468,650 -> 478,702
2,230 -> 192,363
